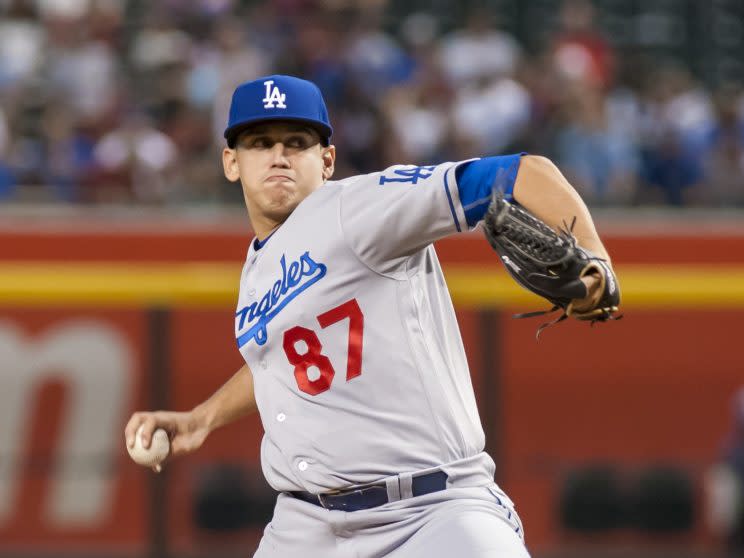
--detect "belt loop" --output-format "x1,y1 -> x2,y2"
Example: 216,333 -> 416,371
398,472 -> 414,500
385,477 -> 401,502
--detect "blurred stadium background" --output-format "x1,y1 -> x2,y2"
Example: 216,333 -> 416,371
1,0 -> 743,557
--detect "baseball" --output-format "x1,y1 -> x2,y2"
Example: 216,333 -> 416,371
128,425 -> 170,467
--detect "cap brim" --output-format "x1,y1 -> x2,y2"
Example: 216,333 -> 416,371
225,116 -> 332,148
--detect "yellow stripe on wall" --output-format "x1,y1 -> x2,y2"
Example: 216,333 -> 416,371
0,263 -> 240,307
0,263 -> 743,308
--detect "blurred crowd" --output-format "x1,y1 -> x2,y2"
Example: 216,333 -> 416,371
1,0 -> 744,207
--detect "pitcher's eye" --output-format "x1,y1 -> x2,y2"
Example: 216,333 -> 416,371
251,137 -> 272,149
285,135 -> 308,148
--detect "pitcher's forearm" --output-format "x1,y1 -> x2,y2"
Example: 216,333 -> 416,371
513,155 -> 611,262
192,363 -> 258,433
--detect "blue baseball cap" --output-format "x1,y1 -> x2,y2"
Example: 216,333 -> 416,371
224,75 -> 333,148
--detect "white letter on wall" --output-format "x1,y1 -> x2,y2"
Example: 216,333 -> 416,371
0,320 -> 132,527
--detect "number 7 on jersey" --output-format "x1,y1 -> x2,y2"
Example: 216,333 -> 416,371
282,298 -> 364,395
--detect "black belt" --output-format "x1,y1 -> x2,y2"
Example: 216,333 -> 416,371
290,470 -> 448,512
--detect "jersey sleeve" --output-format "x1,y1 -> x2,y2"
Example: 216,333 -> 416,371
455,154 -> 523,226
339,155 -> 522,276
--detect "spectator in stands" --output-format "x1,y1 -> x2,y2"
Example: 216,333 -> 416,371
38,100 -> 97,201
46,5 -> 121,122
0,0 -> 44,91
438,8 -> 521,86
382,66 -> 454,165
637,64 -> 712,205
697,85 -> 744,206
343,6 -> 414,98
440,10 -> 529,157
90,111 -> 178,203
552,81 -> 639,206
550,0 -> 614,91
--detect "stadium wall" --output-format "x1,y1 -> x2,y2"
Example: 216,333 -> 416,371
0,214 -> 742,556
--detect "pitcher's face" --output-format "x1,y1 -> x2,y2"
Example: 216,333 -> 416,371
223,122 -> 335,228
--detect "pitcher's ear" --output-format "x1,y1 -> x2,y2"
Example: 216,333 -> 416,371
222,147 -> 240,182
322,146 -> 336,180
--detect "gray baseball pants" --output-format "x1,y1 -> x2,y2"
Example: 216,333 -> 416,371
253,484 -> 530,557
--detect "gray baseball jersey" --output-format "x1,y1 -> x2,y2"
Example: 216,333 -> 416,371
234,161 -> 495,495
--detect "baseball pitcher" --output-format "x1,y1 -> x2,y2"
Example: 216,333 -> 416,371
125,75 -> 620,557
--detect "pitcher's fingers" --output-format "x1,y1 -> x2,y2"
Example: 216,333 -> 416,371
139,415 -> 159,449
124,413 -> 145,449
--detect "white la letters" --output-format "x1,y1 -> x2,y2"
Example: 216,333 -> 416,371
262,80 -> 287,109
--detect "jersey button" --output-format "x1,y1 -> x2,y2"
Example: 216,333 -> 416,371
260,360 -> 268,369
248,288 -> 256,296
298,461 -> 308,471
277,413 -> 286,422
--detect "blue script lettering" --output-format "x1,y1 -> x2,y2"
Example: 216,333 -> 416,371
288,261 -> 300,283
235,252 -> 327,348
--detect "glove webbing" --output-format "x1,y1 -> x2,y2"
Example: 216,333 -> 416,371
515,302 -> 623,339
493,206 -> 577,267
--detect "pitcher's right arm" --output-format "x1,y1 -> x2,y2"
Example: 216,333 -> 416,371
124,363 -> 257,468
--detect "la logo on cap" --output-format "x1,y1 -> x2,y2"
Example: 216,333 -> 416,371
262,80 -> 287,109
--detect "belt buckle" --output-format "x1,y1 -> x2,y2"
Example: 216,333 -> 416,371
318,486 -> 369,511
317,492 -> 332,509
317,489 -> 343,510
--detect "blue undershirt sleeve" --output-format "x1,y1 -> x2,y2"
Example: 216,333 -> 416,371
455,154 -> 525,228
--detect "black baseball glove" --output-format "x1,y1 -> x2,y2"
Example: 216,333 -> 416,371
482,192 -> 621,334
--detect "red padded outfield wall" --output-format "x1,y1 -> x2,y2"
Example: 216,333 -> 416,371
0,214 -> 742,555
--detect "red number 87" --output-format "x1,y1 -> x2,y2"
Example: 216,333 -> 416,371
282,298 -> 364,396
